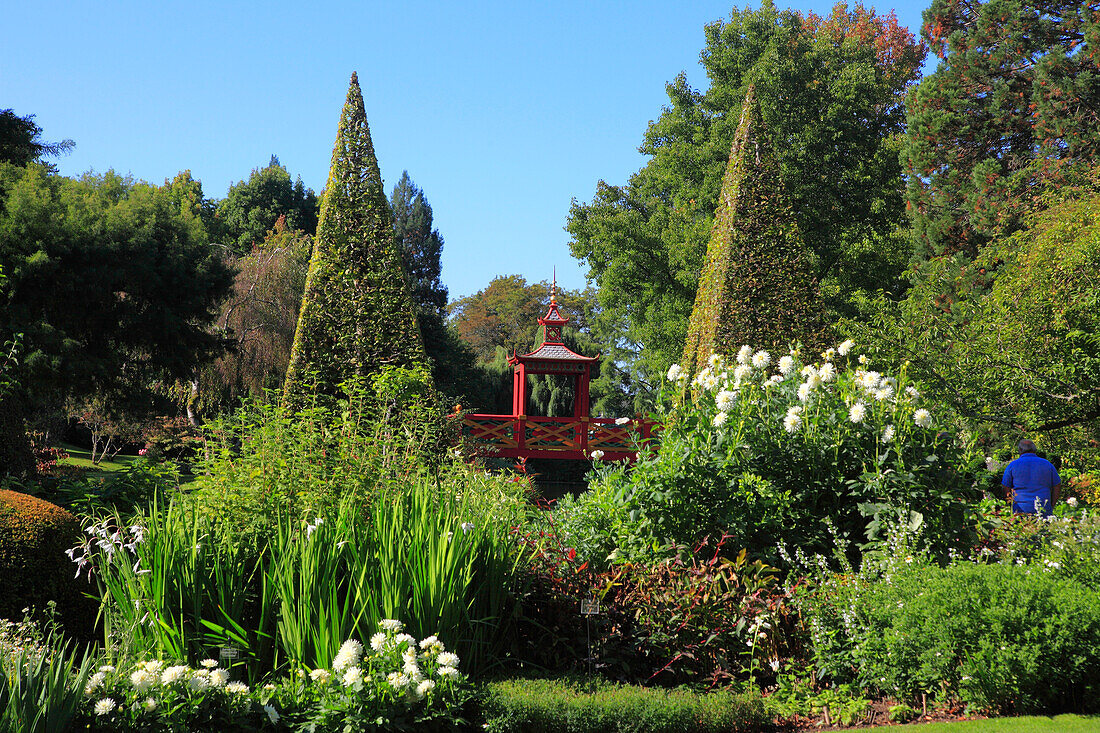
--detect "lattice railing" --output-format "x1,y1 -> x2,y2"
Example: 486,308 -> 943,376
462,414 -> 655,459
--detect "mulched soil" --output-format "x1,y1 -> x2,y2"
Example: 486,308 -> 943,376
777,698 -> 987,730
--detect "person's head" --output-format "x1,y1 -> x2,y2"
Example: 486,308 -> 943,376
1017,438 -> 1038,455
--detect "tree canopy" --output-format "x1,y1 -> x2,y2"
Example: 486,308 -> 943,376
903,0 -> 1100,258
283,73 -> 426,406
0,164 -> 234,405
198,216 -> 313,413
0,109 -> 73,167
216,156 -> 319,255
568,1 -> 922,378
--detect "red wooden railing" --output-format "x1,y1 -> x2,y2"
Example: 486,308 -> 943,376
462,414 -> 654,462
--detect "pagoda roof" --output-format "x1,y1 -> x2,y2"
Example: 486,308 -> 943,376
510,342 -> 599,364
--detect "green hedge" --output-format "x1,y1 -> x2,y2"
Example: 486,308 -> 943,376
480,677 -> 767,733
803,561 -> 1100,714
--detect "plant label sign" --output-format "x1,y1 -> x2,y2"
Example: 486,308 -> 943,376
580,596 -> 602,616
219,645 -> 241,662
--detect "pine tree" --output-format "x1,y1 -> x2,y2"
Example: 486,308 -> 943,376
283,73 -> 426,405
390,171 -> 447,319
681,85 -> 824,378
904,0 -> 1100,258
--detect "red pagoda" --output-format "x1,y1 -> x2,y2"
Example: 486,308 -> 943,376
463,279 -> 648,462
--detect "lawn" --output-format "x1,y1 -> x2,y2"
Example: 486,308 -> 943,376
870,714 -> 1100,732
57,442 -> 140,473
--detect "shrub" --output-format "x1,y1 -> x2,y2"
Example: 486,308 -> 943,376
0,490 -> 94,638
512,525 -> 794,686
271,620 -> 475,732
799,561 -> 1100,713
979,510 -> 1100,591
559,343 -> 982,567
480,676 -> 767,733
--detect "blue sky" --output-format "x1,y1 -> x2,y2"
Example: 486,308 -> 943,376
3,1 -> 928,300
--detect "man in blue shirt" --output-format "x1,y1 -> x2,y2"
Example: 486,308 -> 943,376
1002,439 -> 1061,515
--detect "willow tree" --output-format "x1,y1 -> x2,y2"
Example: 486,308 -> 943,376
681,85 -> 824,378
283,73 -> 425,406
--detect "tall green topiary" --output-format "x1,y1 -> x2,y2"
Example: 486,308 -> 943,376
283,73 -> 426,406
681,85 -> 824,379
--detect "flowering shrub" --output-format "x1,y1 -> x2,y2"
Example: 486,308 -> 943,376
977,508 -> 1100,591
78,657 -> 259,731
792,513 -> 1100,715
557,342 -> 982,566
272,619 -> 474,731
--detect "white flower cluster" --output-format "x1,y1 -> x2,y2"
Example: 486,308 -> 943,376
67,521 -> 148,580
86,656 -> 246,720
669,342 -> 939,441
311,619 -> 465,706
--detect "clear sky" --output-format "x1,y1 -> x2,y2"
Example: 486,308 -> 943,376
2,1 -> 928,301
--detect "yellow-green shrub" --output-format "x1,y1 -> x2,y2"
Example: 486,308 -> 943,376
0,490 -> 93,637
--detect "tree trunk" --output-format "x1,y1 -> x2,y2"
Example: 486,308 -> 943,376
186,377 -> 203,428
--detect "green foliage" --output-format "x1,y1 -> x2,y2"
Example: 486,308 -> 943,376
681,85 -> 825,379
272,621 -> 475,731
4,459 -> 179,516
857,176 -> 1100,469
0,108 -> 73,167
903,0 -> 1100,258
390,171 -> 468,400
0,163 -> 234,411
0,621 -> 94,733
216,154 -> 319,255
74,390 -> 528,681
559,343 -> 980,567
196,378 -> 457,521
568,2 -> 921,379
798,553 -> 1100,713
980,510 -> 1100,592
480,676 -> 767,733
283,73 -> 426,406
766,669 -> 871,726
198,216 -> 313,413
0,490 -> 94,638
78,657 -> 260,731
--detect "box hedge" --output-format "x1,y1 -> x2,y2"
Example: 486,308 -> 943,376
0,490 -> 93,638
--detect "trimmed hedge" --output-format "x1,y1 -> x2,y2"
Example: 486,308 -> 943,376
0,490 -> 93,638
480,677 -> 767,733
681,83 -> 825,380
283,72 -> 426,407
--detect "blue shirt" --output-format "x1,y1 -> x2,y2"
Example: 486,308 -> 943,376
1002,453 -> 1061,515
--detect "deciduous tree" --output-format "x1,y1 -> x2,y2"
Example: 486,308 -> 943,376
568,1 -> 921,377
217,155 -> 319,255
0,164 -> 234,474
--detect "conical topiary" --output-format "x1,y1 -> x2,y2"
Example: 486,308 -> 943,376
283,73 -> 426,406
681,84 -> 824,378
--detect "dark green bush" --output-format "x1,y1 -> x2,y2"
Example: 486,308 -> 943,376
0,490 -> 95,638
803,561 -> 1100,714
480,677 -> 766,733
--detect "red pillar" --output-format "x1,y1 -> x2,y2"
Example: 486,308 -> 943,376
576,366 -> 591,418
576,367 -> 591,450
